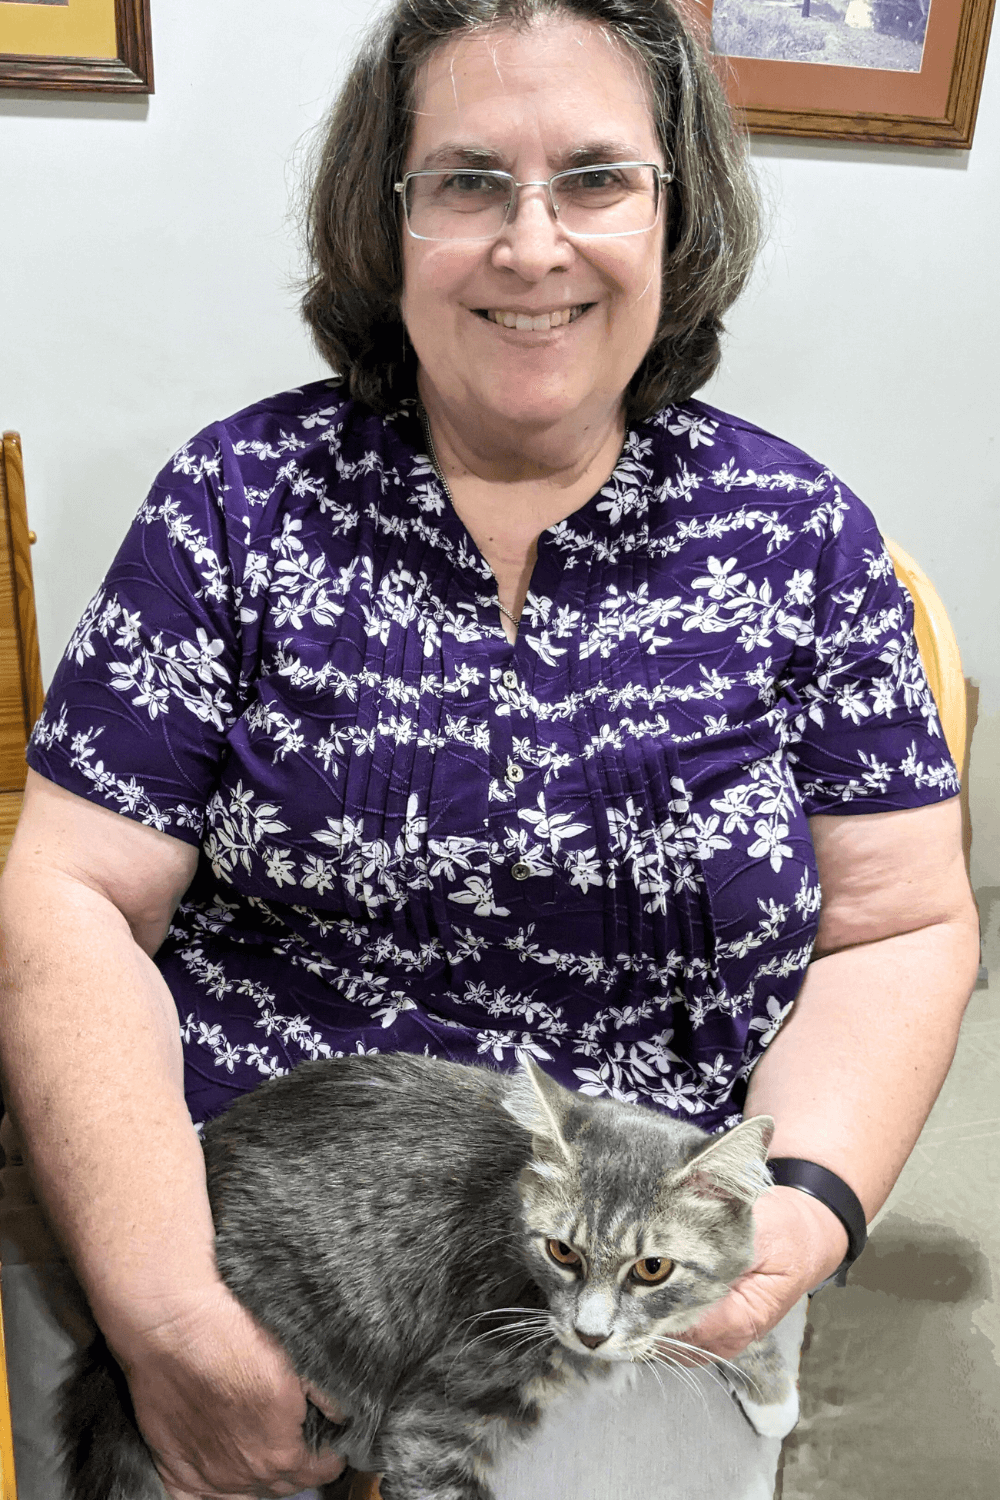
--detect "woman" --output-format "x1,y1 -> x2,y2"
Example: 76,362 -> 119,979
0,0 -> 978,1497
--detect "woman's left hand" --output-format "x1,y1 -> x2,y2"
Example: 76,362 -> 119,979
667,1184 -> 847,1361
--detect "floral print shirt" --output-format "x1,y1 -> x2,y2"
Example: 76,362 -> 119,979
27,384 -> 958,1130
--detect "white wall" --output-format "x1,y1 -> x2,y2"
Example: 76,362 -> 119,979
2,1 -> 998,889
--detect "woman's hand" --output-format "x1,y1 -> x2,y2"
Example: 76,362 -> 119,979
667,1185 -> 846,1363
113,1281 -> 347,1499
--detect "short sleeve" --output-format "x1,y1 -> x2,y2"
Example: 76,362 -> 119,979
784,490 -> 960,816
27,429 -> 246,846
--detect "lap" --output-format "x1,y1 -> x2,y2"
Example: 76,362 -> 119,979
0,1114 -> 803,1500
490,1319 -> 803,1500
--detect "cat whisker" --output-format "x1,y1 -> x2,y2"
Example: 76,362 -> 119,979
452,1305 -> 548,1336
449,1315 -> 553,1368
634,1350 -> 665,1395
705,1354 -> 766,1401
443,1324 -> 554,1400
643,1350 -> 710,1411
650,1338 -> 762,1401
492,1335 -> 556,1363
640,1349 -> 712,1413
646,1337 -> 732,1397
654,1335 -> 748,1382
463,1325 -> 552,1358
479,1323 -> 556,1353
455,1313 -> 551,1349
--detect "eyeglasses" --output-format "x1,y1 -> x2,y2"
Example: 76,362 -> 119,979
394,161 -> 672,242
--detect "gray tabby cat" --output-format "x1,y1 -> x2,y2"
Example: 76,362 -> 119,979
60,1053 -> 798,1500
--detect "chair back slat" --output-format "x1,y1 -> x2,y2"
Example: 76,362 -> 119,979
0,1290 -> 16,1500
2,436 -> 43,732
0,435 -> 43,794
885,536 -> 967,775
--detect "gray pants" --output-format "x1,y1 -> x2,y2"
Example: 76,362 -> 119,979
0,1116 -> 804,1500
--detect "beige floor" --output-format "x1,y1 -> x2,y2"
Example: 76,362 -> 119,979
777,953 -> 1000,1497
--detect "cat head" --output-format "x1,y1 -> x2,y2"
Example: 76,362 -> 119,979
502,1060 -> 773,1364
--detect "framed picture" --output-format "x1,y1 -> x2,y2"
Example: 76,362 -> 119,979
0,0 -> 152,93
697,0 -> 996,145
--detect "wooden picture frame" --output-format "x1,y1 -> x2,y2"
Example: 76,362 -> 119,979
696,0 -> 995,145
0,0 -> 153,94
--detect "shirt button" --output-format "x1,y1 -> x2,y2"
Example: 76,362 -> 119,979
511,861 -> 531,881
502,670 -> 518,689
505,763 -> 525,785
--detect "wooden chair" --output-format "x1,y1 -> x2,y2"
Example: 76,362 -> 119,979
0,434 -> 43,870
0,429 -> 39,1500
884,536 -> 967,772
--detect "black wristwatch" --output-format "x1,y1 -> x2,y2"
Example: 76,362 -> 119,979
767,1157 -> 868,1287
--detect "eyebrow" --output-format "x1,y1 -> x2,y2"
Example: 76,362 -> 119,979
415,140 -> 650,172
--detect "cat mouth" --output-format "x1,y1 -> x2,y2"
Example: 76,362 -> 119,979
554,1329 -> 626,1360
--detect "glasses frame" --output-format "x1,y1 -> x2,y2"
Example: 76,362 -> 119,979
393,160 -> 673,242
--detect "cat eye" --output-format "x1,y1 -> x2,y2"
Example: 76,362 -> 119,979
630,1256 -> 674,1286
546,1239 -> 583,1271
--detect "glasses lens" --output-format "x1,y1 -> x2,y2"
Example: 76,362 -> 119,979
405,171 -> 512,240
552,164 -> 659,236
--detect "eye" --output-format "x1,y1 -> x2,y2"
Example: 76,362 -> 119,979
577,168 -> 621,190
440,172 -> 504,196
547,1239 -> 582,1271
631,1256 -> 673,1286
560,167 -> 630,201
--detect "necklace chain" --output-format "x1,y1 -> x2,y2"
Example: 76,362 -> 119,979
420,409 -> 522,629
495,598 -> 522,626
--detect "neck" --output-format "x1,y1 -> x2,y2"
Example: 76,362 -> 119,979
417,374 -> 626,494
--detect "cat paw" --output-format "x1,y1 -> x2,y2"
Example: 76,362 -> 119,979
733,1384 -> 800,1440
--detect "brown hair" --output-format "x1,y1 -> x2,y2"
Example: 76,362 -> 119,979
301,0 -> 761,422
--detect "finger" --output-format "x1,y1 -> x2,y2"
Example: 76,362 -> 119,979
676,1291 -> 744,1345
163,1484 -> 299,1500
297,1451 -> 349,1486
667,1298 -> 763,1360
157,1451 -> 343,1499
302,1377 -> 347,1424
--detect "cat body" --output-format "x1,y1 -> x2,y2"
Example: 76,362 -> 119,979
60,1054 -> 794,1500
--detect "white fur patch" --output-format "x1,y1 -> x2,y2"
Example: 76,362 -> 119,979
734,1383 -> 800,1439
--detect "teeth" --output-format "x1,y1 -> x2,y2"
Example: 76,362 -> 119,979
487,306 -> 583,329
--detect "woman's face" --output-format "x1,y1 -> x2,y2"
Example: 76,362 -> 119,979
399,17 -> 666,440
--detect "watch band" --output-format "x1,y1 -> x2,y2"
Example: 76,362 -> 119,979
767,1157 -> 868,1286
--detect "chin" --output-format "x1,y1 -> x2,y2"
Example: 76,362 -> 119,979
472,380 -> 603,432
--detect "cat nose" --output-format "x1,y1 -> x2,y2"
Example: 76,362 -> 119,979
575,1329 -> 610,1350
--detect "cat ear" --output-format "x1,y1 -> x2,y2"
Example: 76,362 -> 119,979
672,1115 -> 775,1208
502,1059 -> 573,1165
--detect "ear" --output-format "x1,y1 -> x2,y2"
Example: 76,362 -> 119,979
671,1115 -> 774,1208
502,1059 -> 573,1166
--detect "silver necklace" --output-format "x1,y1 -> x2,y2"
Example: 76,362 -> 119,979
420,409 -> 522,629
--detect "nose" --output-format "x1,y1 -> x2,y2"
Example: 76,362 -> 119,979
575,1328 -> 610,1350
491,185 -> 573,279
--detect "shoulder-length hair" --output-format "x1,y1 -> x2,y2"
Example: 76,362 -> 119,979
302,0 -> 760,423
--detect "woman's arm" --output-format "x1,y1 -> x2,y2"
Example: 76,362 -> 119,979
0,771 -> 344,1499
679,795 -> 979,1358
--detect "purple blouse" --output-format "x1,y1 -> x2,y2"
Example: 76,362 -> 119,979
28,384 -> 958,1131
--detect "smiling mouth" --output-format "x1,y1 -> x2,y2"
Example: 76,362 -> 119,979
474,304 -> 593,331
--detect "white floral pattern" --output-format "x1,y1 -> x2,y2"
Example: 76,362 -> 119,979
29,386 -> 957,1127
